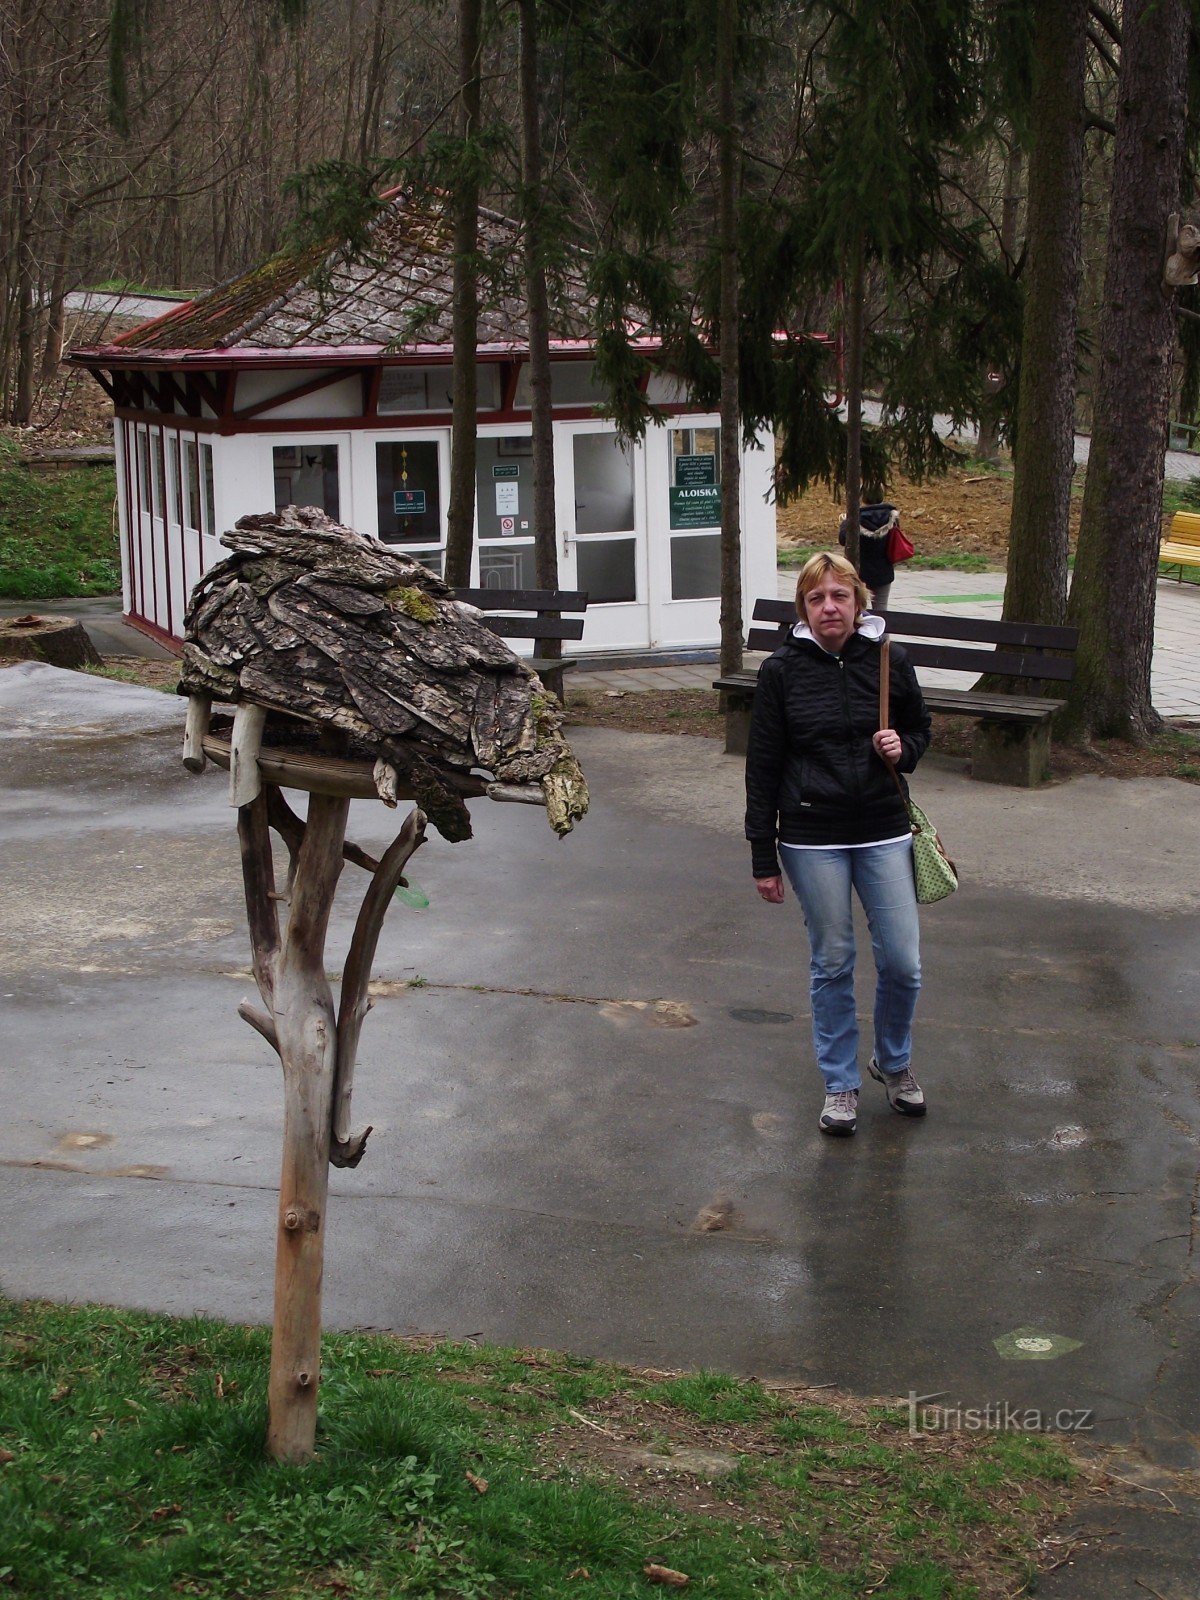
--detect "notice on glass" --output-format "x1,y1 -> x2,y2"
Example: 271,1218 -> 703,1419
495,482 -> 519,515
669,485 -> 721,529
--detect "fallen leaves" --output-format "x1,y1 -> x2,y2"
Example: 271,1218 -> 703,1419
644,1562 -> 690,1586
464,1470 -> 489,1494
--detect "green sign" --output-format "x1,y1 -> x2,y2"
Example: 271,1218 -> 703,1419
492,463 -> 520,480
393,489 -> 427,516
670,485 -> 721,529
675,453 -> 716,488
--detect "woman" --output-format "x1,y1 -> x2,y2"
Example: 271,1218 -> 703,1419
838,502 -> 900,611
745,551 -> 932,1136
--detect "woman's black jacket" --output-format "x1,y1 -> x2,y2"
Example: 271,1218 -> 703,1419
744,628 -> 931,877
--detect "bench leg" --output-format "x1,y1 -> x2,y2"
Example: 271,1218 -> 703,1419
970,718 -> 1052,787
720,692 -> 753,756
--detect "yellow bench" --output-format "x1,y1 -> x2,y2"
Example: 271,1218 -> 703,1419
1162,511 -> 1200,579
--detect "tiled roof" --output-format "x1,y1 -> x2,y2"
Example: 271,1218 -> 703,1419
114,193 -> 596,355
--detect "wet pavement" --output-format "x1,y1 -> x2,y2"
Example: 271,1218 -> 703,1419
1,662 -> 1198,1593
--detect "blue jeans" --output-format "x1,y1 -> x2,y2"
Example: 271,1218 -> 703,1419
780,839 -> 921,1094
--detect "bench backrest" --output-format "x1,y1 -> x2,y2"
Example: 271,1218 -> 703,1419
747,599 -> 1078,683
1168,511 -> 1200,548
451,587 -> 588,643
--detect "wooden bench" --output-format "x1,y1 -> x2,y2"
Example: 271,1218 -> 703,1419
714,599 -> 1079,787
450,587 -> 588,690
1160,512 -> 1200,580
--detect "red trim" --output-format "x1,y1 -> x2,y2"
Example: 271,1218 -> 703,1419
124,610 -> 184,654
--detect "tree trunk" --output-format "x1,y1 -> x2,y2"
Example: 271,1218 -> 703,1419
975,139 -> 1023,462
1064,0 -> 1189,741
444,0 -> 483,589
1003,0 -> 1086,628
717,0 -> 743,678
841,235 -> 865,573
519,0 -> 562,698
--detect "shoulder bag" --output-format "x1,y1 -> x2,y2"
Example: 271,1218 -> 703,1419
879,640 -> 957,903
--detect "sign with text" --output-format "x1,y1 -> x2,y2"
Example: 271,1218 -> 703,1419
492,463 -> 520,479
674,453 -> 716,488
669,484 -> 721,529
393,489 -> 427,516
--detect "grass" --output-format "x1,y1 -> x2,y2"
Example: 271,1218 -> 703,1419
0,438 -> 120,599
0,1299 -> 1082,1600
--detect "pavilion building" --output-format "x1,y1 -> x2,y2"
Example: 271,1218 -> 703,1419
70,192 -> 777,656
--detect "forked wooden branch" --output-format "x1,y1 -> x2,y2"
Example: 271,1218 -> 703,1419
267,786 -> 382,881
330,806 -> 428,1168
262,790 -> 350,1464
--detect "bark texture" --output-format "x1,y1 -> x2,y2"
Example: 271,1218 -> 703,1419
1064,0 -> 1189,740
444,0 -> 483,589
519,0 -> 563,700
717,0 -> 743,678
178,506 -> 588,837
1004,0 -> 1086,629
0,615 -> 102,668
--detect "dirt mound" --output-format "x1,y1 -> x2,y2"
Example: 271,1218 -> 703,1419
775,464 -> 1061,562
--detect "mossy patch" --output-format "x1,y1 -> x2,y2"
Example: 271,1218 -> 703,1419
385,585 -> 440,622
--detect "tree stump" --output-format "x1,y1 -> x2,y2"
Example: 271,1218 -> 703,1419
0,615 -> 102,670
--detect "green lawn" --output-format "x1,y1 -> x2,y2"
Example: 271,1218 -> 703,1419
0,1299 -> 1080,1600
0,439 -> 120,600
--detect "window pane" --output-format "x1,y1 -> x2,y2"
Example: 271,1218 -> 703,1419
201,443 -> 215,538
377,363 -> 500,414
166,436 -> 180,526
576,537 -> 636,603
151,432 -> 164,518
137,432 -> 151,513
670,533 -> 721,600
376,440 -> 441,543
476,435 -> 535,543
273,443 -> 340,521
573,432 -> 634,534
184,441 -> 201,531
480,545 -> 536,589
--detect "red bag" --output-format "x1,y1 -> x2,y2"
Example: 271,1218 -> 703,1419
886,522 -> 915,563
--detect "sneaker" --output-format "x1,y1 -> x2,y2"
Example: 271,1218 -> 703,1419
868,1057 -> 926,1117
819,1089 -> 858,1136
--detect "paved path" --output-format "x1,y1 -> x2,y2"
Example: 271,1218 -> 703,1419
855,398 -> 1200,484
0,662 -> 1197,1596
582,566 -> 1200,719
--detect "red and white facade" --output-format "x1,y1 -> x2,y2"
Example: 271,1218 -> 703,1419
73,200 -> 777,655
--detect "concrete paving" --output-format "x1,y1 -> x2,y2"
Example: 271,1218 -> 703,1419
1,661 -> 1198,1592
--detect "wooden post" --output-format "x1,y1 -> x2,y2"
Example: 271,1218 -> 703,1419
234,778 -> 431,1462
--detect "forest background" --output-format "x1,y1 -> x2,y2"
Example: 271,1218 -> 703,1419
2,0 -> 1198,741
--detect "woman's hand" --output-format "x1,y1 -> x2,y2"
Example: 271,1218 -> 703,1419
873,729 -> 903,763
755,875 -> 785,904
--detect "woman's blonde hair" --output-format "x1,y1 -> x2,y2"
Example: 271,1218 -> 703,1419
795,550 -> 871,620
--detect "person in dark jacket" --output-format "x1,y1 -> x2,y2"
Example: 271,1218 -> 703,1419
746,551 -> 932,1136
838,502 -> 900,611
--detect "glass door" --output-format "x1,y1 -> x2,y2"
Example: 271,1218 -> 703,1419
648,422 -> 728,648
557,423 -> 648,651
364,430 -> 448,575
